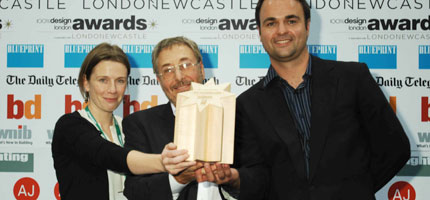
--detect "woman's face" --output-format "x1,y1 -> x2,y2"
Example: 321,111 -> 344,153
84,60 -> 128,114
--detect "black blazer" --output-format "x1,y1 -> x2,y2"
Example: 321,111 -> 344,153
52,111 -> 131,200
122,103 -> 200,200
235,56 -> 410,200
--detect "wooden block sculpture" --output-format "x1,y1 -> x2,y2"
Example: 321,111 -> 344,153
174,78 -> 236,164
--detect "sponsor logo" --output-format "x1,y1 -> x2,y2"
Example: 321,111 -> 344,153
423,97 -> 430,122
123,95 -> 158,117
64,44 -> 96,68
46,129 -> 54,145
375,76 -> 430,89
389,96 -> 396,113
235,76 -> 265,86
239,45 -> 270,68
81,0 -> 257,10
122,45 -> 154,68
182,18 -> 257,31
36,15 -> 147,31
199,45 -> 218,68
419,45 -> 430,69
358,45 -> 397,69
7,95 -> 41,119
398,154 -> 430,176
128,75 -> 159,86
308,45 -> 337,60
0,125 -> 33,145
388,181 -> 415,200
0,152 -> 34,172
329,17 -> 367,31
54,182 -> 60,200
310,0 -> 427,10
368,16 -> 430,31
13,177 -> 40,200
65,95 -> 88,114
7,44 -> 44,68
0,1 -> 65,9
6,75 -> 78,87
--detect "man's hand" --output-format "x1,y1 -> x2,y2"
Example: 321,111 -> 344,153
173,162 -> 204,184
195,162 -> 240,189
161,143 -> 196,175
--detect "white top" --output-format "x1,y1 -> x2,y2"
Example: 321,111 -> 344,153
78,109 -> 127,200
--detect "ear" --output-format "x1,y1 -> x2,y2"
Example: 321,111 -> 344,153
83,75 -> 90,92
199,61 -> 205,79
306,19 -> 311,36
257,26 -> 262,42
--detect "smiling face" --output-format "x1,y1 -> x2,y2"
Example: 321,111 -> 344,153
258,0 -> 310,64
156,44 -> 205,106
84,60 -> 128,115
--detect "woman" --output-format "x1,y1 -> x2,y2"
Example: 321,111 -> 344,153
52,43 -> 193,200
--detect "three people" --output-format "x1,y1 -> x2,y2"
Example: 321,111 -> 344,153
52,43 -> 193,200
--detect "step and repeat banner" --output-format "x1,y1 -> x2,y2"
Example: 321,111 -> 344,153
1,0 -> 429,199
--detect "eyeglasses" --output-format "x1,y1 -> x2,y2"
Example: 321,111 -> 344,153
156,62 -> 200,80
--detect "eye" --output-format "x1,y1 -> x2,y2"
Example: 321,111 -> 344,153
99,78 -> 107,83
265,22 -> 275,27
181,63 -> 193,69
117,79 -> 126,84
287,19 -> 297,25
162,66 -> 174,74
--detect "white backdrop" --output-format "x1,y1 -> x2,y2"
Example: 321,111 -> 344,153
1,0 -> 429,199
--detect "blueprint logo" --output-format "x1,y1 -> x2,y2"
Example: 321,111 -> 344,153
0,152 -> 34,172
64,44 -> 96,68
7,44 -> 44,68
308,45 -> 337,61
199,45 -> 218,68
419,45 -> 430,69
122,45 -> 154,68
239,45 -> 270,68
358,45 -> 397,69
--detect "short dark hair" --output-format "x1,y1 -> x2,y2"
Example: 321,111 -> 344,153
78,43 -> 130,101
255,0 -> 311,28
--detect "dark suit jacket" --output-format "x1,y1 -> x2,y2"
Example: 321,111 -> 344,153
236,56 -> 410,200
52,111 -> 131,200
122,103 -> 200,200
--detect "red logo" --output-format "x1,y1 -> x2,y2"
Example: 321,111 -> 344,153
54,182 -> 61,200
7,94 -> 41,119
123,95 -> 158,117
388,181 -> 416,200
422,97 -> 429,122
13,177 -> 40,200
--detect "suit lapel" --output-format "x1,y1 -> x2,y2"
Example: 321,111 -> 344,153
257,82 -> 307,179
308,56 -> 338,182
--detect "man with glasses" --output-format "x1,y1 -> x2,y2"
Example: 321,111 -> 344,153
122,36 -> 228,200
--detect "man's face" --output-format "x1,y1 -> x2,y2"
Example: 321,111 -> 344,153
156,44 -> 205,106
258,0 -> 310,63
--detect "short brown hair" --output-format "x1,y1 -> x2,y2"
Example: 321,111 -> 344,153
77,43 -> 130,101
255,0 -> 311,28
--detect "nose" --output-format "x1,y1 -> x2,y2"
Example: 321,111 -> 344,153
108,80 -> 117,93
277,21 -> 288,35
174,66 -> 183,80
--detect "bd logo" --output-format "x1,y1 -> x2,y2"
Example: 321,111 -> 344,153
388,181 -> 415,200
13,177 -> 40,200
7,94 -> 41,119
54,182 -> 60,200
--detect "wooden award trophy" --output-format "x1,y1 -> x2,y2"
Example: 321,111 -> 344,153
173,78 -> 236,164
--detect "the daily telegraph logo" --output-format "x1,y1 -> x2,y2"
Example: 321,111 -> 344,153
308,45 -> 337,61
7,44 -> 44,68
419,45 -> 430,69
199,45 -> 218,68
123,45 -> 154,68
0,125 -> 33,145
36,15 -> 147,31
235,76 -> 264,87
64,44 -> 96,68
375,76 -> 430,89
239,45 -> 270,69
358,45 -> 397,69
0,152 -> 34,172
6,75 -> 78,87
397,154 -> 430,176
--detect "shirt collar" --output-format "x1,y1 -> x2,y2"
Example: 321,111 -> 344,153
263,56 -> 312,88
